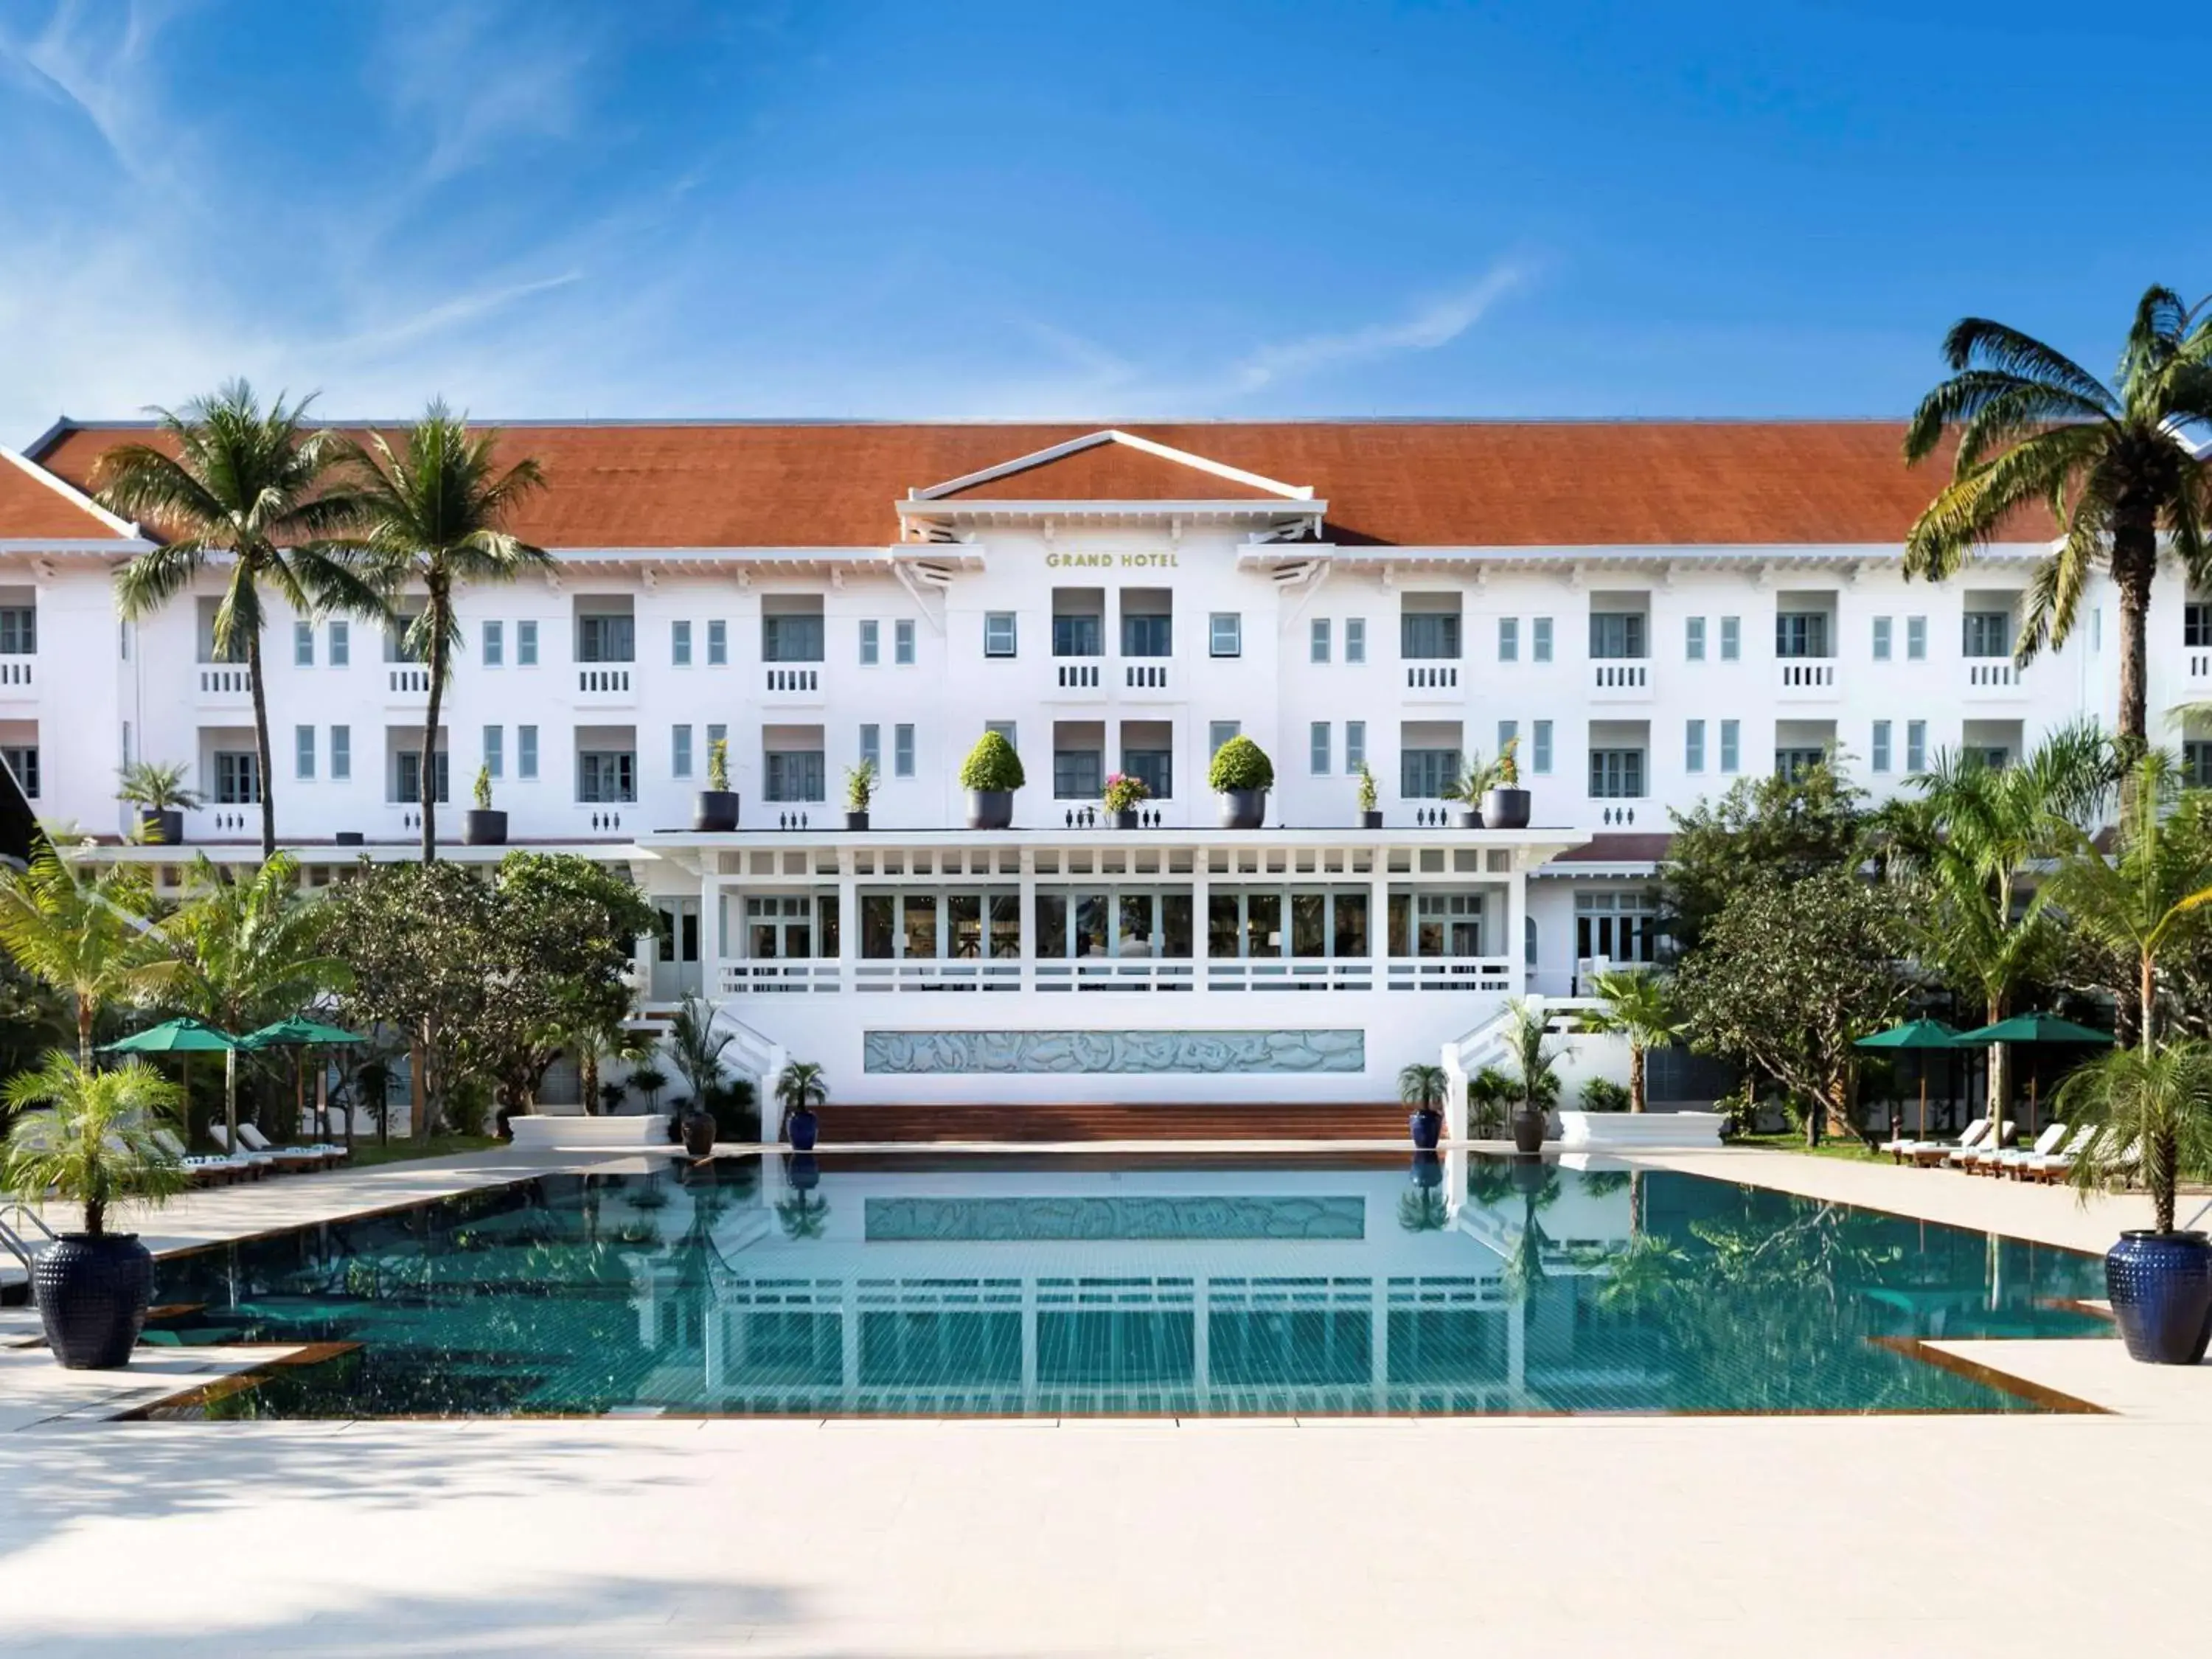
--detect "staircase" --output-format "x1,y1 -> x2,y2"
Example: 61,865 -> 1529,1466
805,1102 -> 1411,1144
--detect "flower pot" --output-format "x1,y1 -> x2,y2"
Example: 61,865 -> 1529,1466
786,1106 -> 820,1152
1410,1107 -> 1442,1150
1482,787 -> 1531,830
966,789 -> 1014,831
680,1105 -> 717,1158
1411,1150 -> 1444,1187
33,1234 -> 153,1370
1510,1106 -> 1548,1154
787,1152 -> 821,1192
693,790 -> 740,832
845,810 -> 870,832
1359,810 -> 1382,830
138,809 -> 183,846
1112,808 -> 1139,830
2106,1230 -> 2212,1364
1453,806 -> 1481,830
463,808 -> 507,846
1217,788 -> 1267,830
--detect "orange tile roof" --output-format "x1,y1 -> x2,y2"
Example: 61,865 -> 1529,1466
0,448 -> 136,540
27,419 -> 2028,551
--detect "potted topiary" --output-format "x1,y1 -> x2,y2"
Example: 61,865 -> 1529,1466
694,737 -> 740,832
117,760 -> 202,846
465,764 -> 507,846
776,1059 -> 828,1152
1504,998 -> 1562,1153
1355,762 -> 1381,830
3,1053 -> 189,1369
1102,771 -> 1150,830
844,757 -> 877,832
1399,1061 -> 1447,1150
1483,737 -> 1531,830
1208,735 -> 1273,830
959,731 -> 1024,830
1440,753 -> 1500,830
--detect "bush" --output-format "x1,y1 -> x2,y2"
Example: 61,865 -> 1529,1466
959,730 -> 1026,792
703,1078 -> 759,1143
1580,1077 -> 1631,1112
1207,735 -> 1274,793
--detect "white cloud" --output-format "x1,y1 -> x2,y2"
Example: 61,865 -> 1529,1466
1224,262 -> 1529,394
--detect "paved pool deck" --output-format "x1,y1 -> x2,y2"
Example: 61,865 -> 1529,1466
0,1141 -> 2202,1657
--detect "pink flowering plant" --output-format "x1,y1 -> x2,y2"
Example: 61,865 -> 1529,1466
1102,773 -> 1151,814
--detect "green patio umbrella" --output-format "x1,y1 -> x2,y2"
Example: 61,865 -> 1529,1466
1853,1019 -> 1961,1140
240,1015 -> 366,1142
102,1016 -> 245,1148
1952,1014 -> 2115,1138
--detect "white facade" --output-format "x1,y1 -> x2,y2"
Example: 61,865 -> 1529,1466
4,423 -> 2204,1111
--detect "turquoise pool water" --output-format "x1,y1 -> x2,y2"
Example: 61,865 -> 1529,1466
145,1152 -> 2108,1418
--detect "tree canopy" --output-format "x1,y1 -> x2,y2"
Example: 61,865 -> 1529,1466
1660,761 -> 1869,955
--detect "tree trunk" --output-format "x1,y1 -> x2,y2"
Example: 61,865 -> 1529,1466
2140,950 -> 2158,1054
1628,1043 -> 1646,1113
246,618 -> 276,859
582,1046 -> 599,1117
421,583 -> 448,863
2111,518 -> 2156,758
76,997 -> 93,1069
1985,991 -> 2007,1141
2154,1128 -> 2177,1234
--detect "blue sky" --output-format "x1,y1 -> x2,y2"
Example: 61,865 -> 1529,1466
2,0 -> 2208,444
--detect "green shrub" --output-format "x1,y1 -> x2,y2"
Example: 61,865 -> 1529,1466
1207,735 -> 1274,793
1580,1077 -> 1631,1113
959,730 -> 1026,792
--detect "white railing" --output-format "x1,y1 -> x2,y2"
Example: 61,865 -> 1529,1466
764,666 -> 821,695
1123,661 -> 1171,693
388,667 -> 429,695
1966,660 -> 2023,691
198,666 -> 254,695
1405,664 -> 1459,691
2188,650 -> 2211,683
1777,660 -> 1837,693
0,659 -> 32,689
1591,661 -> 1649,695
1204,959 -> 1373,993
1388,956 -> 1515,993
852,959 -> 1022,992
1037,959 -> 1198,992
722,961 -> 843,995
1053,661 -> 1103,691
1441,993 -> 1601,1139
578,667 -> 633,695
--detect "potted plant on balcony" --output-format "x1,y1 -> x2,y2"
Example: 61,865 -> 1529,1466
844,757 -> 877,832
3,1052 -> 189,1369
1399,1061 -> 1447,1150
694,737 -> 740,832
1355,762 -> 1381,830
776,1059 -> 828,1152
1208,735 -> 1273,830
1102,771 -> 1150,830
1439,753 -> 1500,830
959,731 -> 1023,830
465,765 -> 507,846
1484,737 -> 1532,830
116,760 -> 202,846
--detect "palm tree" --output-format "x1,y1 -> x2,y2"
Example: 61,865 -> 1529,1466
1397,1062 -> 1447,1110
2054,1040 -> 2212,1236
1587,968 -> 1680,1113
92,383 -> 381,858
1903,287 -> 2212,751
335,406 -> 548,860
0,845 -> 165,1065
1503,998 -> 1562,1110
2,1053 -> 188,1238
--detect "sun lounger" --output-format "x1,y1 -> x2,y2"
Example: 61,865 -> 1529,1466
149,1128 -> 249,1186
206,1124 -> 279,1173
2022,1124 -> 2096,1183
236,1122 -> 347,1170
1947,1120 -> 2016,1169
1979,1121 -> 2068,1178
1904,1119 -> 1988,1166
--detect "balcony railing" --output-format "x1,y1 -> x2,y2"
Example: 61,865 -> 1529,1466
1405,664 -> 1460,694
197,666 -> 254,698
1122,661 -> 1172,696
710,953 -> 1517,995
762,665 -> 824,703
1964,659 -> 2025,695
2188,650 -> 2212,684
1776,660 -> 1837,698
1051,660 -> 1103,692
0,658 -> 32,689
1590,661 -> 1650,698
388,667 -> 430,695
577,667 -> 633,697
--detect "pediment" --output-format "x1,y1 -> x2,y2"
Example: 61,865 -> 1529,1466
914,430 -> 1311,504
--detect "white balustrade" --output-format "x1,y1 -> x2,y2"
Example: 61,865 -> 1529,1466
0,659 -> 32,689
1777,660 -> 1837,695
197,666 -> 254,695
578,667 -> 633,696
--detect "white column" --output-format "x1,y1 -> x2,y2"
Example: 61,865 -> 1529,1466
1018,848 -> 1037,994
1502,862 -> 1528,993
836,848 -> 858,994
1192,866 -> 1211,993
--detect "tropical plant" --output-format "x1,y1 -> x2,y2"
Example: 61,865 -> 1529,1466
627,1063 -> 669,1111
0,845 -> 165,1065
1102,772 -> 1150,815
666,992 -> 731,1105
597,1077 -> 630,1115
2053,1040 -> 2212,1234
1580,1077 -> 1632,1112
1354,762 -> 1378,815
1,1052 -> 188,1236
1206,735 -> 1273,794
1587,967 -> 1682,1113
473,765 -> 494,813
775,1060 -> 829,1118
1397,1185 -> 1452,1232
93,383 -> 382,858
1467,1065 -> 1517,1138
958,730 -> 1025,792
844,757 -> 876,813
115,760 -> 204,815
1902,286 -> 2212,751
775,1190 -> 830,1240
1660,761 -> 1868,955
1495,737 -> 1520,789
1503,998 -> 1562,1110
333,405 -> 549,860
1397,1062 -> 1447,1111
706,737 -> 731,794
1439,752 -> 1500,806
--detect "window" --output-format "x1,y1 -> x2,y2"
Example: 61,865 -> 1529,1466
1589,748 -> 1645,798
672,724 -> 693,778
984,613 -> 1018,658
330,726 -> 351,781
1533,720 -> 1553,774
707,620 -> 728,665
1344,618 -> 1366,664
0,746 -> 36,799
1719,616 -> 1741,661
577,613 -> 634,663
394,750 -> 450,805
1400,748 -> 1461,799
1310,619 -> 1331,663
1905,616 -> 1927,661
0,608 -> 35,657
215,751 -> 260,804
1532,617 -> 1554,662
1575,890 -> 1661,967
2185,741 -> 2212,787
473,620 -> 498,667
1719,719 -> 1741,773
578,750 -> 636,803
1872,616 -> 1893,661
761,614 -> 822,663
1498,617 -> 1519,662
484,726 -> 504,779
329,619 -> 350,667
707,721 -> 727,755
1589,613 -> 1646,659
894,723 -> 915,778
860,724 -> 881,772
2186,604 -> 2212,649
1208,721 -> 1240,757
518,725 -> 538,779
1124,748 -> 1171,799
1775,747 -> 1826,781
516,619 -> 538,666
1052,613 -> 1102,657
1962,611 -> 2011,658
1906,720 -> 1927,773
293,620 -> 313,667
1686,719 -> 1705,773
763,750 -> 824,803
1498,718 -> 1519,759
985,719 -> 1017,746
1121,609 -> 1172,658
1400,613 -> 1460,659
1344,720 -> 1366,770
671,619 -> 693,666
295,725 -> 315,779
1775,612 -> 1829,658
1310,721 -> 1331,774
1209,613 -> 1242,658
859,620 -> 880,666
893,619 -> 916,664
1686,616 -> 1706,661
119,621 -> 128,661
1053,746 -> 1103,799
1871,720 -> 1892,773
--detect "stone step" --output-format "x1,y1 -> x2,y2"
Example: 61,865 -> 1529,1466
804,1103 -> 1411,1144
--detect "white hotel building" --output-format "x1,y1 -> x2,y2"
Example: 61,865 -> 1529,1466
0,419 -> 2201,1119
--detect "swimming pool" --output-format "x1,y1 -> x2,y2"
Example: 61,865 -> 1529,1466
144,1152 -> 2109,1418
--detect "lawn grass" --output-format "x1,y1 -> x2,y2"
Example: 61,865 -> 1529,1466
1732,1130 -> 1893,1164
341,1133 -> 504,1169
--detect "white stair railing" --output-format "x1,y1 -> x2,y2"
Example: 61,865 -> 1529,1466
1441,995 -> 1603,1141
706,1007 -> 788,1143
